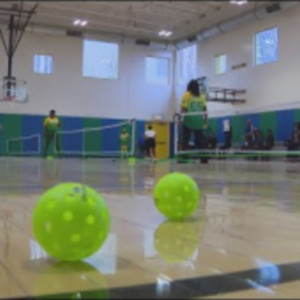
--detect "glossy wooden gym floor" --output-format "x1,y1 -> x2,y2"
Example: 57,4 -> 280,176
1,157 -> 300,299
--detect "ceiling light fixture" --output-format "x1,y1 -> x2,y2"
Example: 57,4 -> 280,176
73,19 -> 81,26
158,30 -> 173,37
80,20 -> 88,26
230,0 -> 248,5
73,19 -> 88,27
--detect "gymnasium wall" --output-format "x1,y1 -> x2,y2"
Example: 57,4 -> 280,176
209,108 -> 300,146
174,4 -> 300,116
195,4 -> 300,112
0,31 -> 173,121
0,112 -> 147,156
1,106 -> 299,157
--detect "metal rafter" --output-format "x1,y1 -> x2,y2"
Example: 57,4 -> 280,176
13,3 -> 38,54
14,1 -> 25,44
0,2 -> 38,81
39,3 -> 175,31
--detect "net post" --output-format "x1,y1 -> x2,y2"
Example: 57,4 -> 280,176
130,118 -> 136,158
173,113 -> 180,156
82,130 -> 86,159
6,139 -> 9,156
38,134 -> 41,156
36,134 -> 41,156
21,136 -> 23,157
54,132 -> 58,156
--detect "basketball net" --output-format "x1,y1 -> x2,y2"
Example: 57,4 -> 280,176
6,96 -> 14,102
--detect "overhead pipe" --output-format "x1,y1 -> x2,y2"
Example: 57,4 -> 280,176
1,1 -> 299,51
178,1 -> 299,49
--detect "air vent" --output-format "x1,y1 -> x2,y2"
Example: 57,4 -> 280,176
187,35 -> 197,42
135,39 -> 150,46
266,3 -> 281,13
66,30 -> 82,38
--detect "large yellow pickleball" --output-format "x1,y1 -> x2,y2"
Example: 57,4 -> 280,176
33,183 -> 110,261
153,173 -> 200,220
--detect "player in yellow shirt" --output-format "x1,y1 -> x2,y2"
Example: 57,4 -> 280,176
180,79 -> 208,162
43,109 -> 61,157
119,129 -> 129,158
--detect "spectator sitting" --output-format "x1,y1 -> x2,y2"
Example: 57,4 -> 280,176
286,123 -> 300,161
253,128 -> 264,160
207,132 -> 217,149
245,119 -> 255,144
254,129 -> 264,149
262,129 -> 274,161
242,120 -> 255,150
265,129 -> 274,150
242,133 -> 254,150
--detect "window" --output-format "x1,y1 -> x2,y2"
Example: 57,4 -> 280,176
145,57 -> 169,85
177,44 -> 197,85
215,54 -> 227,75
83,40 -> 119,79
33,55 -> 53,74
255,27 -> 278,66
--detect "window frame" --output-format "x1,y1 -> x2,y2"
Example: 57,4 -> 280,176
33,54 -> 54,75
82,39 -> 120,80
254,26 -> 279,67
176,43 -> 197,85
145,56 -> 170,86
214,53 -> 227,75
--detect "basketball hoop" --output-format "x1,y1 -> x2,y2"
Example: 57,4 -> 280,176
0,77 -> 28,103
6,96 -> 14,102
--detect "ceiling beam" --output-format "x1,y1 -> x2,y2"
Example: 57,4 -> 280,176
35,11 -> 161,37
39,3 -> 174,30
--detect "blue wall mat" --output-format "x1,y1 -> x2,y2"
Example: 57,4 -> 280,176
61,117 -> 83,153
135,120 -> 145,155
135,120 -> 145,141
243,113 -> 260,129
22,115 -> 44,154
216,116 -> 231,144
276,110 -> 294,142
100,118 -> 123,153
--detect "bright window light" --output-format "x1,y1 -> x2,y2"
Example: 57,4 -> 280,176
177,44 -> 197,85
83,39 -> 119,79
33,54 -> 53,74
255,27 -> 278,66
215,54 -> 227,75
145,57 -> 169,85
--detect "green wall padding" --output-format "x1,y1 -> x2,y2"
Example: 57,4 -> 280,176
231,115 -> 245,144
83,118 -> 102,154
259,111 -> 277,136
1,114 -> 22,155
293,109 -> 300,123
